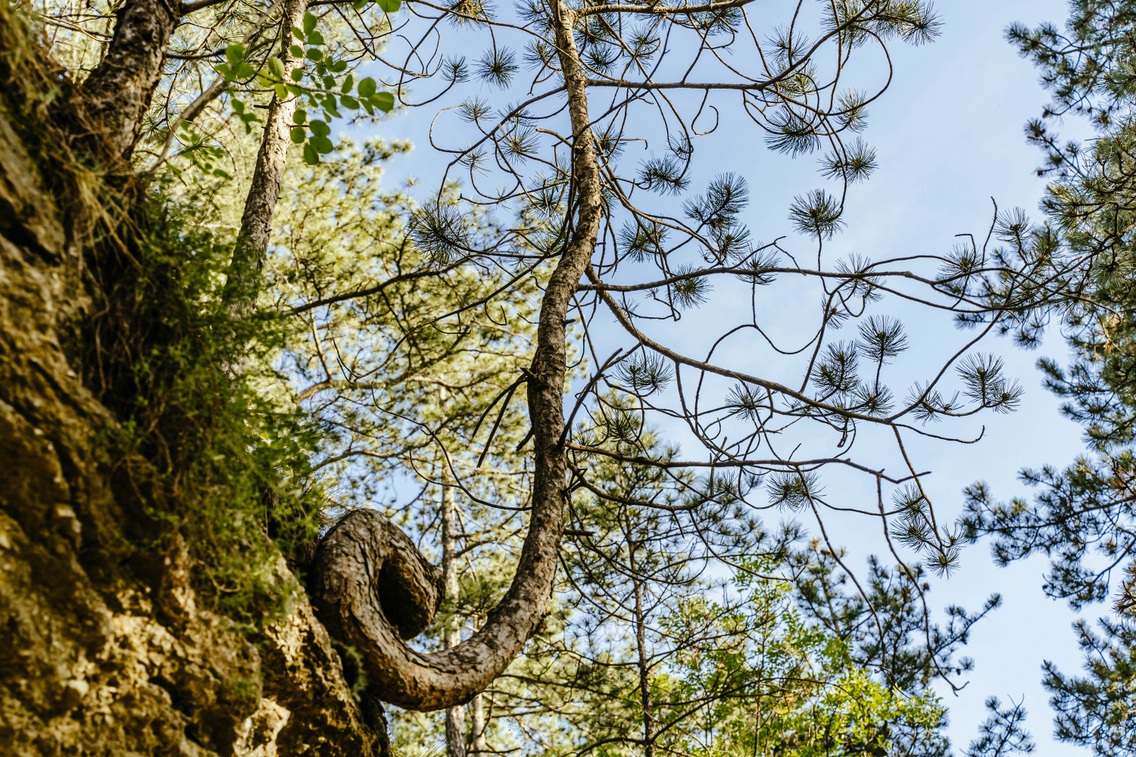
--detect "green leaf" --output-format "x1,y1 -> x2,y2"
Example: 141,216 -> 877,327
292,26 -> 304,40
303,11 -> 317,35
232,99 -> 245,115
306,48 -> 323,62
286,85 -> 305,97
294,109 -> 307,125
303,142 -> 319,165
213,63 -> 233,81
268,57 -> 286,81
307,30 -> 325,46
330,60 -> 348,73
372,91 -> 395,112
322,96 -> 341,118
290,45 -> 304,59
290,126 -> 306,144
236,62 -> 256,79
322,75 -> 335,90
309,119 -> 331,137
225,43 -> 245,67
291,68 -> 304,82
310,134 -> 334,154
377,0 -> 400,12
340,95 -> 359,110
274,83 -> 288,100
352,0 -> 368,8
341,75 -> 354,94
362,100 -> 374,115
358,78 -> 377,97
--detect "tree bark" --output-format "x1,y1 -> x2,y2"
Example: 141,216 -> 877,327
223,0 -> 307,315
469,693 -> 487,756
77,0 -> 180,160
442,476 -> 468,757
309,0 -> 603,712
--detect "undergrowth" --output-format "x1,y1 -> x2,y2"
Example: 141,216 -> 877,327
2,0 -> 323,633
100,176 -> 324,628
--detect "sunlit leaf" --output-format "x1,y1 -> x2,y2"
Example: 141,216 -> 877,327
372,91 -> 394,112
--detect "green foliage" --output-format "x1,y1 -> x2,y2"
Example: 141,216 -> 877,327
264,138 -> 541,514
964,697 -> 1035,757
1043,618 -> 1136,756
106,178 -> 322,627
210,14 -> 394,166
391,405 -> 977,756
958,2 -> 1136,753
173,121 -> 234,178
789,189 -> 846,240
970,2 -> 1136,589
658,565 -> 950,757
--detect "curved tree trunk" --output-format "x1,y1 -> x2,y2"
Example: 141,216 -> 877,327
11,0 -> 605,734
309,0 -> 602,712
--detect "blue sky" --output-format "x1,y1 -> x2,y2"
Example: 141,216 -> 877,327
371,0 -> 1102,752
822,2 -> 1092,752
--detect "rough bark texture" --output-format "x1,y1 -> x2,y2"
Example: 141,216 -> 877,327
0,5 -> 393,755
77,0 -> 180,159
224,0 -> 307,314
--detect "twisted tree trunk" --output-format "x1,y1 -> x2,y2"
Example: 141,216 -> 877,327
11,0 -> 603,734
308,0 -> 602,712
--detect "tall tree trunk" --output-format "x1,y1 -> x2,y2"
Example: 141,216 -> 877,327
309,0 -> 603,711
223,0 -> 307,315
441,471 -> 467,757
469,693 -> 487,756
629,543 -> 656,757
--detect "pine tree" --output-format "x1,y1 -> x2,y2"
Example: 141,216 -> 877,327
960,2 -> 1136,754
398,404 -> 996,757
7,0 -> 1094,743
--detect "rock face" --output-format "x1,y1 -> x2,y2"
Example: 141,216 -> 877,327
0,7 -> 392,755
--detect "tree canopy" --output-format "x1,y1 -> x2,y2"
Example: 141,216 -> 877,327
960,1 -> 1136,753
3,0 -> 1132,755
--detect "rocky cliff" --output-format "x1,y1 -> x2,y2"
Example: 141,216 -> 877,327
0,5 -> 393,753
